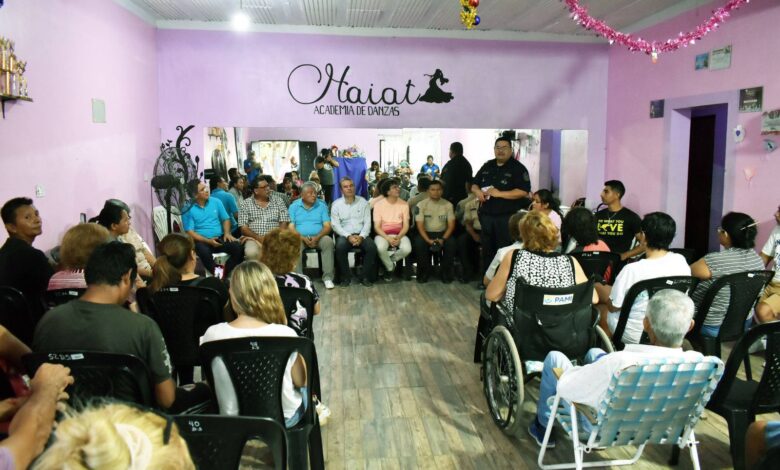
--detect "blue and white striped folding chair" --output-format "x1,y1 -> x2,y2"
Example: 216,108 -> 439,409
538,356 -> 724,470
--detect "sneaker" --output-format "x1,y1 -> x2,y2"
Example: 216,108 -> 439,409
315,401 -> 331,426
324,280 -> 335,289
528,419 -> 556,448
382,271 -> 393,282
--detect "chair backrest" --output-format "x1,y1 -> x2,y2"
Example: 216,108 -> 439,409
708,322 -> 780,416
0,286 -> 35,346
175,415 -> 286,470
22,351 -> 155,407
277,287 -> 315,340
199,336 -> 317,427
612,276 -> 697,350
574,356 -> 723,448
691,270 -> 774,342
571,251 -> 622,285
151,286 -> 223,368
44,288 -> 85,309
134,287 -> 156,318
512,279 -> 596,362
670,247 -> 698,265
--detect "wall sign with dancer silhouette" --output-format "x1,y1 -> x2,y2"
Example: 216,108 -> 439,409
287,63 -> 454,117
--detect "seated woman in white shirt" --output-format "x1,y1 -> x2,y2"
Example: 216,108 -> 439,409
200,260 -> 307,428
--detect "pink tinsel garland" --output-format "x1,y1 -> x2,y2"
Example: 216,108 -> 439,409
564,0 -> 750,59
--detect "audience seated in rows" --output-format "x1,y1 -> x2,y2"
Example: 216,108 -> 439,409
531,189 -> 563,233
47,223 -> 111,291
414,180 -> 456,283
561,207 -> 611,254
238,177 -> 290,261
260,229 -> 321,337
330,177 -> 377,287
486,211 -> 594,312
149,233 -> 229,309
596,212 -> 690,344
209,176 -> 240,237
32,402 -> 194,469
373,178 -> 412,282
289,182 -> 335,289
594,180 -> 644,260
528,289 -> 701,448
200,261 -> 307,428
757,204 -> 780,323
182,181 -> 243,278
0,198 -> 53,319
690,212 -> 764,337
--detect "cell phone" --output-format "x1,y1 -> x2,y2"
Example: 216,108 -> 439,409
214,266 -> 225,280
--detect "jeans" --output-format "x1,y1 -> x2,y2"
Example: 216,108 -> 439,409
536,348 -> 607,432
335,235 -> 378,282
295,236 -> 335,282
285,386 -> 309,428
194,239 -> 243,276
374,235 -> 412,272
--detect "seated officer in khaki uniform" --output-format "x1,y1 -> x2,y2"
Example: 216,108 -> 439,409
414,180 -> 456,283
457,194 -> 482,283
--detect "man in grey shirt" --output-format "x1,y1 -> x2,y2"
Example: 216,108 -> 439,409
315,148 -> 340,204
330,177 -> 377,287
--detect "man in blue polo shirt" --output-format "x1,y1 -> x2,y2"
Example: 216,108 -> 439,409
209,176 -> 240,236
289,182 -> 335,289
183,181 -> 243,276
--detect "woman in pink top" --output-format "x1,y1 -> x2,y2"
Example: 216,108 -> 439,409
48,223 -> 111,291
531,189 -> 563,233
373,179 -> 412,281
562,207 -> 611,254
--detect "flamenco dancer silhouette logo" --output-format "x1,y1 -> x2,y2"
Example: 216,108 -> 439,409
419,69 -> 454,104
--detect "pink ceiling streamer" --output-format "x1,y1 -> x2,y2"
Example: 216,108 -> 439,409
563,0 -> 751,61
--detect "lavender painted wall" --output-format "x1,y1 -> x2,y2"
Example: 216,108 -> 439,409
0,0 -> 160,249
156,30 -> 609,201
606,0 -> 780,246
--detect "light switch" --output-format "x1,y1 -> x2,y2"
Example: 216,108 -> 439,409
35,185 -> 45,197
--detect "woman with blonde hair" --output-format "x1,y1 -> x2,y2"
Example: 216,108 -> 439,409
486,211 -> 594,313
48,223 -> 111,291
32,402 -> 194,469
148,233 -> 228,308
200,260 -> 307,428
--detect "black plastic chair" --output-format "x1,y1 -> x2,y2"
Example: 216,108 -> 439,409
0,286 -> 36,346
473,292 -> 493,363
22,351 -> 155,407
43,288 -> 85,309
610,276 -> 697,351
134,287 -> 156,317
199,337 -> 324,470
277,287 -> 315,340
174,415 -> 287,470
757,443 -> 780,470
670,247 -> 699,265
301,247 -> 323,278
151,286 -> 223,385
705,322 -> 780,470
571,251 -> 622,285
688,271 -> 774,368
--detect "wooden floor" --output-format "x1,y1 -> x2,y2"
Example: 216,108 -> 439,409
310,277 -> 775,470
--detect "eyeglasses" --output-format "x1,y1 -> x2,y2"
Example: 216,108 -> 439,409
494,146 -> 511,151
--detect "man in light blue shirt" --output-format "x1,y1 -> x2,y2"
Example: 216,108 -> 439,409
289,182 -> 335,289
182,181 -> 243,276
331,177 -> 377,287
209,176 -> 239,236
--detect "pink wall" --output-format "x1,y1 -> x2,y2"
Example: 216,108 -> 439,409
605,0 -> 780,245
157,30 -> 609,202
0,0 -> 159,249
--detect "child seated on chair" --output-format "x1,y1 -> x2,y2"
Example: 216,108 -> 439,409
528,289 -> 701,448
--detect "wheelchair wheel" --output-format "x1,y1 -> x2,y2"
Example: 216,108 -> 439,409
594,325 -> 615,353
482,325 -> 524,435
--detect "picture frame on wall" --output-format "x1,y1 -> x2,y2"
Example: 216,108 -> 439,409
650,99 -> 664,119
739,86 -> 763,113
709,45 -> 732,70
695,53 -> 709,70
761,109 -> 780,135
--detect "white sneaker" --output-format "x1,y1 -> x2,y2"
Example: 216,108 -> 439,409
316,401 -> 331,426
324,280 -> 335,289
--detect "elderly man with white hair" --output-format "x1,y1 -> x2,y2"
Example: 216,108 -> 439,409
528,289 -> 704,448
289,181 -> 336,289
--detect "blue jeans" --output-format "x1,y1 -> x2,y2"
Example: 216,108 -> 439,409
285,386 -> 309,428
536,348 -> 607,432
700,318 -> 753,338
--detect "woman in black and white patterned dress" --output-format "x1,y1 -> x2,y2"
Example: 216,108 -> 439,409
486,211 -> 595,312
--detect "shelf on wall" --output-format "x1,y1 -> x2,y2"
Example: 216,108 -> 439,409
0,94 -> 33,118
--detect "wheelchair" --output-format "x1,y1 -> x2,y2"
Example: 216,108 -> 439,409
480,278 -> 613,435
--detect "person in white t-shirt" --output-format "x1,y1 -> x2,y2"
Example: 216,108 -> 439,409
595,212 -> 691,345
757,204 -> 780,323
200,260 -> 307,428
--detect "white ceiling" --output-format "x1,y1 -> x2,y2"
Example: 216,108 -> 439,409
115,0 -> 719,42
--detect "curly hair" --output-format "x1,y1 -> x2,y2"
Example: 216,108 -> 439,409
260,228 -> 302,274
60,223 -> 111,269
228,261 -> 287,325
520,211 -> 559,252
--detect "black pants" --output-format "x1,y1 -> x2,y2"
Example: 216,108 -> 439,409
478,213 -> 512,278
457,229 -> 481,280
194,239 -> 243,276
414,231 -> 456,279
323,184 -> 334,204
335,236 -> 378,282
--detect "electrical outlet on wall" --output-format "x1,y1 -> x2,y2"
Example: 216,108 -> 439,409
35,185 -> 45,198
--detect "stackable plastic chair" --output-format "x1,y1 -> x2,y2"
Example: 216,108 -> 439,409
538,356 -> 724,470
277,286 -> 315,340
43,288 -> 85,309
0,286 -> 36,346
571,252 -> 622,285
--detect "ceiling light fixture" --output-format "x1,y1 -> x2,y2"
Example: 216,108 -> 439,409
231,1 -> 251,31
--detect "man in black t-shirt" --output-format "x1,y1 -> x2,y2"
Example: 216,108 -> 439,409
594,180 -> 643,259
441,141 -> 473,206
472,137 -> 532,277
